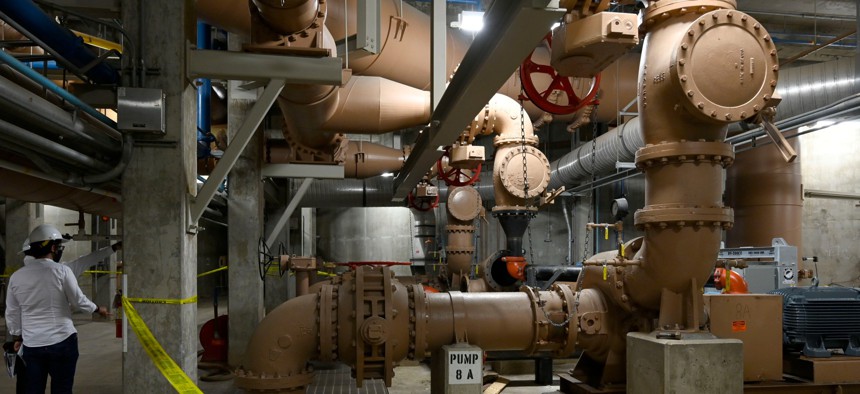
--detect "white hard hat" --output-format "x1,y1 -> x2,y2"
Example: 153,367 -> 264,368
27,224 -> 70,248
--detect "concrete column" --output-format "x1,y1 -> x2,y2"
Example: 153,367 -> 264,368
4,200 -> 42,273
226,32 -> 266,366
121,0 -> 198,391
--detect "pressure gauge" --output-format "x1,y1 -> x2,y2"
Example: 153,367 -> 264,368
611,198 -> 629,220
783,268 -> 795,280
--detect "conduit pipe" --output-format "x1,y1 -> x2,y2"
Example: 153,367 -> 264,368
0,117 -> 113,172
235,266 -> 578,392
0,73 -> 120,157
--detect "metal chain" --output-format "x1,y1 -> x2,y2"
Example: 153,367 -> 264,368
519,79 -> 535,264
532,287 -> 573,328
581,101 -> 600,261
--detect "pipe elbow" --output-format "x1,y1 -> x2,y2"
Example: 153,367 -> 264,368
235,293 -> 319,392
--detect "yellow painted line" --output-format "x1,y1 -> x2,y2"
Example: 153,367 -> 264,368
71,30 -> 123,53
122,297 -> 202,393
126,295 -> 197,305
197,266 -> 228,278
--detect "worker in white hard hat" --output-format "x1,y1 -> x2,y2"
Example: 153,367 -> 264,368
4,224 -> 109,394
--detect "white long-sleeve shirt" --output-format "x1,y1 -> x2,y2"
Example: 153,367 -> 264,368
5,258 -> 98,347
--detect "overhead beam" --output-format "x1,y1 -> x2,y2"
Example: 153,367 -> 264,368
392,0 -> 565,200
265,178 -> 314,248
188,49 -> 344,84
190,78 -> 285,227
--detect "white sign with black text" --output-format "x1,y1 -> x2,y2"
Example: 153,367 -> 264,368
447,349 -> 481,385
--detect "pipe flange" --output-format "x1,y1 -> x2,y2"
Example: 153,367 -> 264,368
318,285 -> 338,362
634,205 -> 733,230
642,0 -> 735,31
552,283 -> 578,357
407,284 -> 429,360
445,224 -> 476,233
493,135 -> 539,147
447,186 -> 483,222
635,140 -> 735,169
234,369 -> 315,392
674,9 -> 778,123
498,145 -> 551,199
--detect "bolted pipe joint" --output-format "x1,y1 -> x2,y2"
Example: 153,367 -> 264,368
237,267 -> 580,392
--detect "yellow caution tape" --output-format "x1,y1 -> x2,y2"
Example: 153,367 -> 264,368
316,271 -> 336,277
126,295 -> 198,305
84,270 -> 123,275
604,227 -> 609,240
121,297 -> 202,393
0,274 -> 10,278
197,266 -> 228,278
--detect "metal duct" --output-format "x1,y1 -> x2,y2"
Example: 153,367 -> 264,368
548,117 -> 642,190
289,174 -> 496,207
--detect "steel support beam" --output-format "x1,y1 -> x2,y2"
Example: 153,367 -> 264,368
188,49 -> 344,84
261,163 -> 345,179
265,178 -> 313,248
392,0 -> 565,200
190,79 -> 285,227
431,0 -> 446,110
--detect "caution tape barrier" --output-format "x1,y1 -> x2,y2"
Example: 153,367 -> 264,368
121,296 -> 202,393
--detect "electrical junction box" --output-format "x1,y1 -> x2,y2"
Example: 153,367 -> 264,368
705,294 -> 783,381
117,87 -> 165,134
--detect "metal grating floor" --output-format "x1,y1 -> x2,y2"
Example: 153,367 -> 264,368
308,364 -> 389,394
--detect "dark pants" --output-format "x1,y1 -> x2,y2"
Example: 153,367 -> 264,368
21,334 -> 79,394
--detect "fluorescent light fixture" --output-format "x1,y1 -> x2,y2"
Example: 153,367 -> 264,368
381,172 -> 394,177
455,11 -> 484,32
551,22 -> 561,30
798,119 -> 836,133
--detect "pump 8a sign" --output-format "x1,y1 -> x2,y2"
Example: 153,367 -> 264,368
447,349 -> 481,385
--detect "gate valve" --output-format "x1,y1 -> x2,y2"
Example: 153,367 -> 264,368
436,147 -> 482,187
520,33 -> 601,115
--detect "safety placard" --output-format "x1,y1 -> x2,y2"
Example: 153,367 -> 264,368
447,349 -> 481,385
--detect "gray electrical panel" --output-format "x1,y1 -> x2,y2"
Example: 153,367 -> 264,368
117,87 -> 165,134
718,238 -> 799,293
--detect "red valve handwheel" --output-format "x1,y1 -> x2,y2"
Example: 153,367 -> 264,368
519,33 -> 601,115
407,190 -> 439,212
436,148 -> 482,187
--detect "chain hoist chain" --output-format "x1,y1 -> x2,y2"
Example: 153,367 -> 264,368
519,79 -> 535,264
581,101 -> 600,261
532,287 -> 573,328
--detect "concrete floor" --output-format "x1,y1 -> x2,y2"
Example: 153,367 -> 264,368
1,301 -> 569,393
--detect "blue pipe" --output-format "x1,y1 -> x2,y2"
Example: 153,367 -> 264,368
0,49 -> 116,127
0,0 -> 119,84
24,60 -> 60,70
197,21 -> 214,159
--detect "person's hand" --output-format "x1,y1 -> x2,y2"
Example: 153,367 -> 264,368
13,340 -> 21,352
94,306 -> 111,318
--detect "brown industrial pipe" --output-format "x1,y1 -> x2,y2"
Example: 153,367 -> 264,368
726,139 -> 803,257
235,266 -> 578,392
251,0 -> 320,36
267,139 -> 407,179
445,186 -> 482,289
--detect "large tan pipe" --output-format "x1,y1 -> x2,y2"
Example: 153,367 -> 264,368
727,140 -> 803,256
252,0 -> 320,35
267,139 -> 406,179
235,266 -> 577,392
196,0 -> 252,35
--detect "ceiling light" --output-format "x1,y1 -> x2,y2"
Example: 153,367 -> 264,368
452,11 -> 484,32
